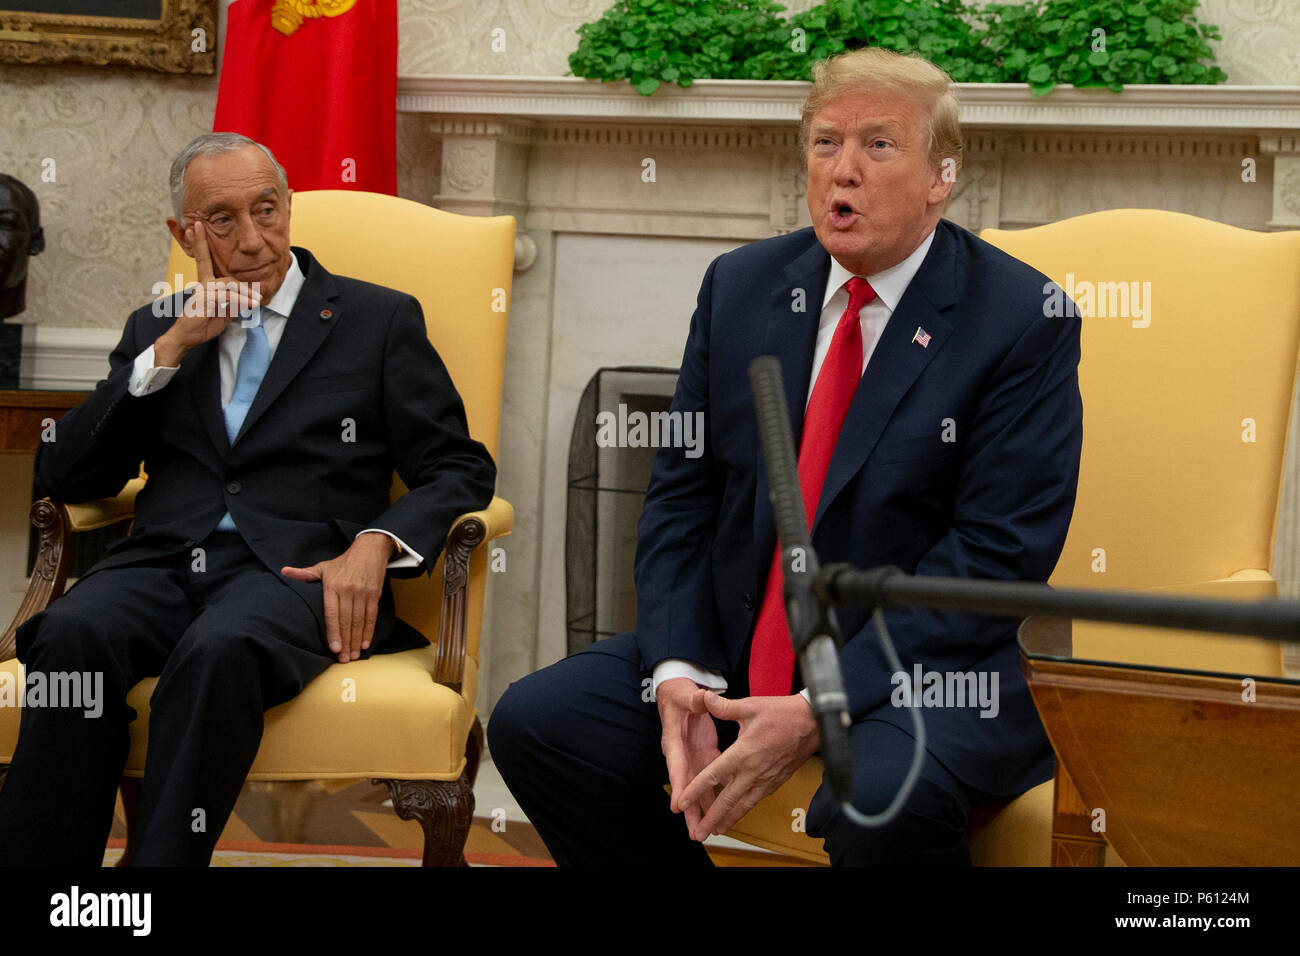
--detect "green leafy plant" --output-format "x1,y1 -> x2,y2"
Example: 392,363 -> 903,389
746,0 -> 999,83
567,0 -> 792,95
982,0 -> 1226,94
568,0 -> 1227,96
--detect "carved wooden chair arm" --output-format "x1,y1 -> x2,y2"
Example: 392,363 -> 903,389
432,496 -> 514,690
0,479 -> 141,663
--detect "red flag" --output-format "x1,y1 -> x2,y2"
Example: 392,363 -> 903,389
213,0 -> 396,195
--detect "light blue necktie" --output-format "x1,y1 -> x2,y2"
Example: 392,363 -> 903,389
216,310 -> 271,532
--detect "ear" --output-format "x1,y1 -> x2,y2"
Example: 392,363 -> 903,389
166,217 -> 192,257
928,157 -> 957,207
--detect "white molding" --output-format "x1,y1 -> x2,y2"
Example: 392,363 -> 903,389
398,75 -> 812,123
19,325 -> 117,391
399,75 -> 1300,131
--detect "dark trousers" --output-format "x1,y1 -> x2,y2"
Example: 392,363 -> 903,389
488,631 -> 990,866
0,532 -> 335,866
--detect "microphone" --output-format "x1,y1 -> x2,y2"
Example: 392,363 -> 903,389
747,356 -> 853,806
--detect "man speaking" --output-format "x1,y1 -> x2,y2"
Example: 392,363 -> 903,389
489,47 -> 1083,865
0,133 -> 496,866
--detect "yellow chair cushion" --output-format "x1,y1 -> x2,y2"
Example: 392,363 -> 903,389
968,780 -> 1054,866
1,651 -> 476,781
0,658 -> 22,764
725,763 -> 1120,865
726,758 -> 830,864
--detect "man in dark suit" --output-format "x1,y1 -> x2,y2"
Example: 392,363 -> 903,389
489,48 -> 1082,865
0,133 -> 495,866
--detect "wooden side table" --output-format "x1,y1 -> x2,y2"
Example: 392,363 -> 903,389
1019,580 -> 1300,866
0,390 -> 89,455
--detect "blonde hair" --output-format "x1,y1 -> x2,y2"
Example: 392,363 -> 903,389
799,47 -> 963,176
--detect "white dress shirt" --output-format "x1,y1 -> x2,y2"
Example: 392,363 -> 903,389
128,251 -> 422,568
652,227 -> 938,699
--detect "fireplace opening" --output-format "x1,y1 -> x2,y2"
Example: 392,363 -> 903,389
566,366 -> 680,656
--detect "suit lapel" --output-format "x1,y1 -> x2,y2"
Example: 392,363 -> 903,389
232,247 -> 343,445
810,221 -> 962,534
751,234 -> 832,578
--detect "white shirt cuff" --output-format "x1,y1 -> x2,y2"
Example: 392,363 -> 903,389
129,345 -> 179,396
652,659 -> 727,695
358,528 -> 423,569
799,687 -> 811,704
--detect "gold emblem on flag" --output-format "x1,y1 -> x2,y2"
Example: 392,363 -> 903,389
271,0 -> 359,36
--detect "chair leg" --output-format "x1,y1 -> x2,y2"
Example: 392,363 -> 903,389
379,776 -> 475,867
117,777 -> 142,867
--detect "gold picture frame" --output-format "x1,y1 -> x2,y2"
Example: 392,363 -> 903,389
0,0 -> 217,74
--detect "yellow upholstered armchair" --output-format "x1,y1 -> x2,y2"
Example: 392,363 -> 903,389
0,191 -> 515,866
981,209 -> 1299,865
727,208 -> 1300,866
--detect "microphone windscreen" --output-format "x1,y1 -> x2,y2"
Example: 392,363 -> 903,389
748,356 -> 811,555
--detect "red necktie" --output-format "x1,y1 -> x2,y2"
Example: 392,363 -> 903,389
748,276 -> 876,696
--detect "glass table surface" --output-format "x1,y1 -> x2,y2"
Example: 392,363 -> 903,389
1018,576 -> 1300,687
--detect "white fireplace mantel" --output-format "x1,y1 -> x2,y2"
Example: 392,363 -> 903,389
398,75 -> 1300,132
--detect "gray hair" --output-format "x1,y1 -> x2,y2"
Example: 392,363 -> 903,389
169,132 -> 289,226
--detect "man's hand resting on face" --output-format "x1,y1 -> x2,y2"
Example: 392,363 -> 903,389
282,533 -> 396,663
669,688 -> 820,843
154,220 -> 262,368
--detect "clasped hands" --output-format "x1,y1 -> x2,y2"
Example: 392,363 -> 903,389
659,676 -> 821,843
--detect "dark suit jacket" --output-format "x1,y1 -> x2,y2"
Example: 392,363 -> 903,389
34,246 -> 496,652
633,220 -> 1083,796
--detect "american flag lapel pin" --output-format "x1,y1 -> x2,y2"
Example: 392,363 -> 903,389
912,326 -> 932,348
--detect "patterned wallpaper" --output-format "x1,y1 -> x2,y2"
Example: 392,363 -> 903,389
0,0 -> 1298,328
0,64 -> 217,328
1216,0 -> 1300,85
398,0 -> 611,76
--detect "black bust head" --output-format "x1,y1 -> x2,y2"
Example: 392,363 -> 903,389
0,174 -> 45,320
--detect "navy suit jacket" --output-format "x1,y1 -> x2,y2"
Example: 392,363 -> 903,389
32,246 -> 496,653
633,219 -> 1083,796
